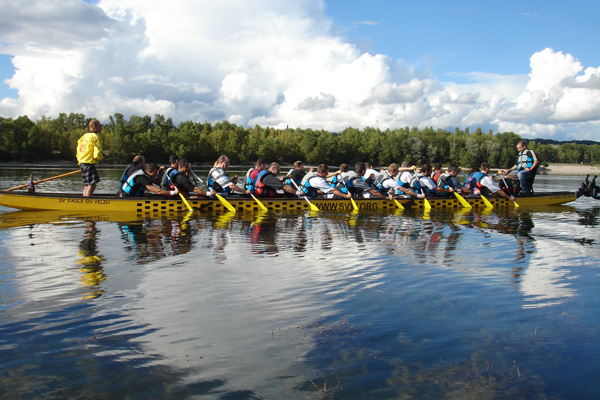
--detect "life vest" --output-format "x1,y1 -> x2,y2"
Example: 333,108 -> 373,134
167,170 -> 189,195
120,165 -> 136,186
516,150 -> 537,171
436,173 -> 453,189
245,168 -> 262,192
254,170 -> 277,197
121,169 -> 147,197
161,167 -> 176,190
408,174 -> 422,191
373,171 -> 394,195
301,176 -> 321,198
300,171 -> 316,186
332,172 -> 359,195
207,167 -> 230,194
117,164 -> 138,196
465,171 -> 486,191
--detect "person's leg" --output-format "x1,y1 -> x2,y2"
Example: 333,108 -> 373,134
84,183 -> 96,196
518,170 -> 533,193
82,164 -> 100,197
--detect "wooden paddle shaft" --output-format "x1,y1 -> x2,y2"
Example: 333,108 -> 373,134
5,169 -> 81,191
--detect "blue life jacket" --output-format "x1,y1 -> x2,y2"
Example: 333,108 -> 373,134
373,172 -> 393,195
245,168 -> 265,192
465,171 -> 486,191
409,174 -> 438,196
301,176 -> 321,198
121,169 -> 147,197
161,167 -> 177,190
333,174 -> 357,195
516,150 -> 536,171
166,170 -> 189,195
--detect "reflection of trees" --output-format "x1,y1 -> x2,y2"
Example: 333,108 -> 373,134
77,221 -> 105,299
576,207 -> 600,245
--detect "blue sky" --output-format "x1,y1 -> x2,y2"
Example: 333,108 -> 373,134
0,0 -> 599,141
325,0 -> 598,78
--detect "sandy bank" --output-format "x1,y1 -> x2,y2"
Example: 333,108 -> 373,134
540,163 -> 600,176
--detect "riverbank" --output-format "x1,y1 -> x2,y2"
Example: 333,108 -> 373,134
540,163 -> 600,176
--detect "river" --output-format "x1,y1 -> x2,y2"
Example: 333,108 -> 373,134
0,167 -> 599,399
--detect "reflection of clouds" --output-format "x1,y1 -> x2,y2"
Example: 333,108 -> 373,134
127,215 -> 392,396
520,239 -> 578,309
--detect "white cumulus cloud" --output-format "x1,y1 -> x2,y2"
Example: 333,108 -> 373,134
0,1 -> 598,141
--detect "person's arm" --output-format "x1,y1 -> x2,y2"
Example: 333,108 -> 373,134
433,186 -> 453,194
263,175 -> 297,195
282,184 -> 298,195
146,184 -> 178,196
228,183 -> 251,195
492,186 -> 515,201
192,187 -> 215,197
91,134 -> 103,162
330,187 -> 352,199
397,186 -> 422,198
528,159 -> 539,172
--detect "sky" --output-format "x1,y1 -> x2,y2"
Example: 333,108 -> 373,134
0,0 -> 599,141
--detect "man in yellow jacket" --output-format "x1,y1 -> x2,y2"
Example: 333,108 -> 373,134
77,119 -> 103,196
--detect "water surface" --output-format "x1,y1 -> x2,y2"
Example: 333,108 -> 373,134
1,168 -> 599,399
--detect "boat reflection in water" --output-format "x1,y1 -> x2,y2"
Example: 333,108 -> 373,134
0,203 -> 598,399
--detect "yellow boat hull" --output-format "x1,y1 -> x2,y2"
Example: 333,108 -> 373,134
0,190 -> 578,214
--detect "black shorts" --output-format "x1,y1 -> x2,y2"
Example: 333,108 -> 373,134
80,163 -> 100,186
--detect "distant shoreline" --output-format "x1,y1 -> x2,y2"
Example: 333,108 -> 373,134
0,161 -> 599,176
537,163 -> 600,176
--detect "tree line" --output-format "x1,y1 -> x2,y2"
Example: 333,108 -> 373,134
1,113 -> 599,169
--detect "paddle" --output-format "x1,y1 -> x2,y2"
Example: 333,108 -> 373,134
412,170 -> 432,210
190,170 -> 207,188
215,193 -> 236,213
480,192 -> 494,209
337,173 -> 359,212
5,170 -> 80,191
500,174 -> 520,208
164,171 -> 194,212
289,179 -> 320,212
251,193 -> 269,211
394,198 -> 405,210
454,192 -> 472,209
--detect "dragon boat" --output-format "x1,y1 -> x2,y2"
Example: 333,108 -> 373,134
0,188 -> 587,214
1,174 -> 597,214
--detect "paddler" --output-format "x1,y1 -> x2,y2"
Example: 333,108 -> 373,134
120,163 -> 178,197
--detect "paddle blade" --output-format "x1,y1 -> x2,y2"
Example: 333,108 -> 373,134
307,200 -> 320,212
454,192 -> 472,209
480,195 -> 494,209
179,193 -> 194,212
393,199 -> 405,210
350,197 -> 359,212
514,200 -> 520,208
216,193 -> 236,213
423,197 -> 432,210
251,194 -> 269,211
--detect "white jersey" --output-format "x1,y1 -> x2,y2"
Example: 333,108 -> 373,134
399,171 -> 412,186
480,175 -> 501,193
363,168 -> 380,180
